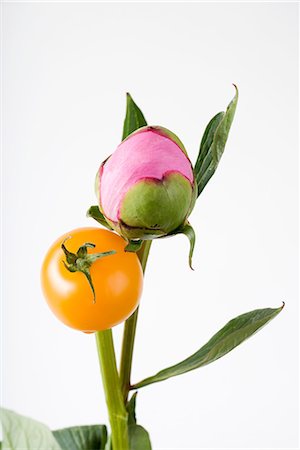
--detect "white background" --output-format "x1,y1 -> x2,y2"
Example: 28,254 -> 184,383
2,2 -> 299,449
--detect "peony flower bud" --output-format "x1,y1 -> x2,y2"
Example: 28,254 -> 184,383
96,126 -> 197,241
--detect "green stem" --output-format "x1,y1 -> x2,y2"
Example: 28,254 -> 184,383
120,240 -> 152,403
95,329 -> 129,450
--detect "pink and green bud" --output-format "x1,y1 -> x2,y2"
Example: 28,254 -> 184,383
96,126 -> 197,240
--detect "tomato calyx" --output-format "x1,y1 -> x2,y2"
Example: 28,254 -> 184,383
61,237 -> 116,303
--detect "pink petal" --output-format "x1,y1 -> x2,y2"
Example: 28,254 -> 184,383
100,129 -> 194,222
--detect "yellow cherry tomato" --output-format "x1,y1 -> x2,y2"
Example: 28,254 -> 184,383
41,227 -> 143,332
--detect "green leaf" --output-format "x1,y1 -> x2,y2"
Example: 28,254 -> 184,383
195,85 -> 238,196
53,424 -> 107,450
128,425 -> 152,450
126,393 -> 152,449
86,205 -> 113,230
131,303 -> 284,389
125,240 -> 143,253
0,408 -> 62,450
122,93 -> 147,140
195,112 -> 224,175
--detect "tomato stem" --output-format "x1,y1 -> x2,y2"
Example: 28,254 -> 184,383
95,329 -> 129,450
120,240 -> 152,403
61,238 -> 116,303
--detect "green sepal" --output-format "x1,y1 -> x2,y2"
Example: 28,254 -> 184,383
195,85 -> 238,196
131,303 -> 284,390
62,239 -> 116,303
120,173 -> 193,239
122,93 -> 147,141
61,238 -> 77,265
86,205 -> 113,230
159,221 -> 196,270
80,268 -> 96,302
125,240 -> 143,253
62,261 -> 76,273
181,222 -> 195,270
77,242 -> 95,258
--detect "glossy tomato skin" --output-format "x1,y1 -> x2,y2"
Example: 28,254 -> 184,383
41,227 -> 143,332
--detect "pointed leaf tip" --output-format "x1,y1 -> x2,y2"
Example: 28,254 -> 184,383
131,304 -> 283,389
122,94 -> 147,140
195,87 -> 238,196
